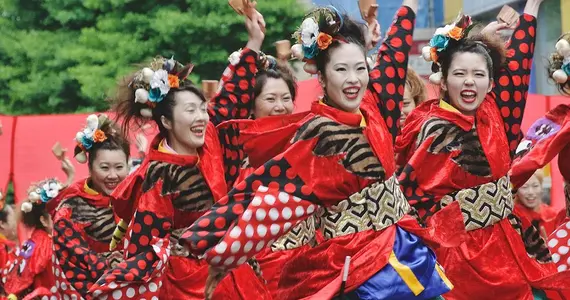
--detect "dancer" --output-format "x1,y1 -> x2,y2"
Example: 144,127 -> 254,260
183,2 -> 455,300
89,51 -> 270,299
47,114 -> 129,298
1,179 -> 61,299
0,198 -> 17,270
510,32 -> 570,273
400,68 -> 427,127
395,0 -> 570,297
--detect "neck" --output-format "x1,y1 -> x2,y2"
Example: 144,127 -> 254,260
323,96 -> 360,114
166,137 -> 198,156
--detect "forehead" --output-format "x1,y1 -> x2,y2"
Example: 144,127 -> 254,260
93,149 -> 128,164
327,43 -> 366,66
260,78 -> 290,95
174,90 -> 204,106
449,52 -> 489,71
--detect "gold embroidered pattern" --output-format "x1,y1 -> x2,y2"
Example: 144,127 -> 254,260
271,215 -> 318,251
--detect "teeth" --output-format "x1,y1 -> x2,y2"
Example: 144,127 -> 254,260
461,92 -> 476,97
344,88 -> 359,93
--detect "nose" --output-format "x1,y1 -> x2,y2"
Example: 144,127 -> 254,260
107,170 -> 119,179
273,101 -> 285,113
197,109 -> 209,122
464,76 -> 475,86
347,70 -> 359,84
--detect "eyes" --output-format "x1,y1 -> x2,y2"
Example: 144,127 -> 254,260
335,66 -> 367,72
264,95 -> 292,103
100,165 -> 125,171
186,104 -> 207,113
452,71 -> 487,77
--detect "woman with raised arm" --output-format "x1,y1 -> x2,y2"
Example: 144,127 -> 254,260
87,50 -> 269,299
509,32 -> 570,275
182,2 -> 455,300
44,114 -> 129,299
395,0 -> 570,297
1,179 -> 61,299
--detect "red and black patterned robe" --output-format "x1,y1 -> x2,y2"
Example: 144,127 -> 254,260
1,230 -> 57,300
88,128 -> 270,299
45,178 -> 122,299
182,7 -> 455,300
395,14 -> 570,299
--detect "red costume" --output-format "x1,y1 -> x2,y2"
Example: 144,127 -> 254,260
183,7 -> 453,300
0,235 -> 16,273
396,14 -> 570,299
44,178 -> 122,299
509,104 -> 570,274
0,230 -> 57,300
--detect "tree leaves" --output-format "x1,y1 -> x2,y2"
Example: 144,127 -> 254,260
0,0 -> 306,114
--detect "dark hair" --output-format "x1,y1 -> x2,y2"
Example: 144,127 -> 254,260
113,73 -> 206,138
87,119 -> 131,168
253,62 -> 297,106
21,202 -> 49,230
437,34 -> 506,82
315,14 -> 367,76
0,205 -> 10,223
547,33 -> 570,96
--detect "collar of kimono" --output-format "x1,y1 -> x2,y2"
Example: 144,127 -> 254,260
317,99 -> 367,127
439,99 -> 461,113
83,180 -> 99,196
147,135 -> 199,166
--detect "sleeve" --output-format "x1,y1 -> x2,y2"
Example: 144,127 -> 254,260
181,147 -> 321,271
92,184 -> 174,290
492,14 -> 537,156
366,6 -> 416,142
208,48 -> 260,126
52,210 -> 114,295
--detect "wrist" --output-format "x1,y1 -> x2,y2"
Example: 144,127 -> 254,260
246,40 -> 262,52
523,1 -> 541,18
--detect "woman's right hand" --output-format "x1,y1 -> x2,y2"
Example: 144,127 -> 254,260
61,157 -> 76,187
480,21 -> 511,36
245,4 -> 266,52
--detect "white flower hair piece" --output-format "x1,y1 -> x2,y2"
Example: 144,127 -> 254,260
22,179 -> 63,212
552,38 -> 570,84
74,114 -> 109,164
129,56 -> 195,119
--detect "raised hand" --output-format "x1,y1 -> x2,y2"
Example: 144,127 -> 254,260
480,21 -> 511,36
245,4 -> 266,52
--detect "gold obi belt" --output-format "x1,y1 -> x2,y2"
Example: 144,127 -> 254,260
440,175 -> 513,231
271,175 -> 410,251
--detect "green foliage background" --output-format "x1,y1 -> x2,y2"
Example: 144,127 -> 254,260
0,0 -> 306,114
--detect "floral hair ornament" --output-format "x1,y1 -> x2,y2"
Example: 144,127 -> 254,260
73,114 -> 109,164
130,56 -> 194,118
551,34 -> 570,84
21,179 -> 63,213
422,13 -> 474,84
291,5 -> 344,74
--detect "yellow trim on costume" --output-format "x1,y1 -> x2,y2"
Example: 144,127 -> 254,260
562,0 -> 570,33
0,233 -> 6,240
388,251 -> 425,296
439,99 -> 461,113
435,263 -> 454,290
109,219 -> 128,251
158,139 -> 175,154
83,181 -> 99,196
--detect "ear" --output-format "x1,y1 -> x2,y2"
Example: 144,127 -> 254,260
40,215 -> 49,228
487,78 -> 494,93
317,71 -> 325,89
161,115 -> 173,131
440,78 -> 447,91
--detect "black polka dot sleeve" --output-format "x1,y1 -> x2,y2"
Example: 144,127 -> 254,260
368,6 -> 416,142
208,49 -> 260,126
493,14 -> 537,156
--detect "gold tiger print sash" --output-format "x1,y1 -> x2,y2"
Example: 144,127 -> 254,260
439,176 -> 513,231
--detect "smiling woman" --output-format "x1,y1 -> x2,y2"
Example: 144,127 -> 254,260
42,114 -> 130,299
88,55 -> 270,299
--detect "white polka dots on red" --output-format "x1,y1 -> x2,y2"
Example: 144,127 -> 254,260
205,186 -> 318,269
548,221 -> 570,272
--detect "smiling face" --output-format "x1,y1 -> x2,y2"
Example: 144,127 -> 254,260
0,205 -> 17,241
161,90 -> 209,155
253,77 -> 294,118
442,52 -> 493,116
89,149 -> 129,196
517,174 -> 543,210
320,43 -> 369,113
401,85 -> 417,126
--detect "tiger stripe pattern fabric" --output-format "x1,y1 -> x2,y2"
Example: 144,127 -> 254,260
58,196 -> 116,243
417,118 -> 492,177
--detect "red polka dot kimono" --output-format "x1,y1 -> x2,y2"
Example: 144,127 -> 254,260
395,15 -> 570,299
509,104 -> 570,279
88,47 -> 270,300
182,7 -> 453,300
44,178 -> 123,299
1,230 -> 57,300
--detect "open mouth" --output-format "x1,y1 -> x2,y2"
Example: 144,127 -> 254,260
104,182 -> 119,190
460,90 -> 477,104
190,125 -> 205,137
343,87 -> 361,100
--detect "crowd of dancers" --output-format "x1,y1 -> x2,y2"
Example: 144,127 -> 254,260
1,0 -> 570,298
